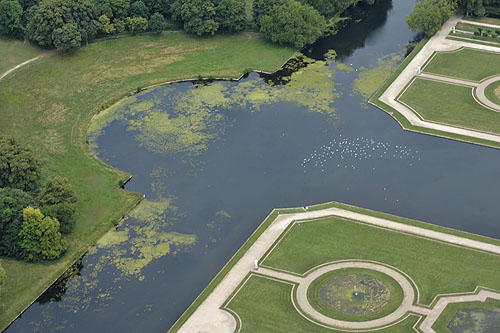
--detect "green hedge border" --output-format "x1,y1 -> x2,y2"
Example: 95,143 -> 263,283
368,38 -> 500,150
168,200 -> 500,332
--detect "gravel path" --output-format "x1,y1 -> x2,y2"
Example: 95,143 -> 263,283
378,16 -> 500,144
176,206 -> 500,332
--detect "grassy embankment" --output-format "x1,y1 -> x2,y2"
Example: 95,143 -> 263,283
0,32 -> 295,331
370,41 -> 500,148
225,274 -> 420,332
0,37 -> 45,75
171,201 -> 500,332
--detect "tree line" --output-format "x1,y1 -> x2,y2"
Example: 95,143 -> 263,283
406,0 -> 500,38
0,136 -> 78,267
0,0 -> 379,52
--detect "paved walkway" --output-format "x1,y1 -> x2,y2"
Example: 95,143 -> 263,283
176,206 -> 500,332
378,16 -> 500,144
418,72 -> 500,112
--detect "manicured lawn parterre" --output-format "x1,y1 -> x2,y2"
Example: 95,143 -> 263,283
0,37 -> 45,75
262,216 -> 500,306
399,78 -> 500,135
447,33 -> 500,47
463,15 -> 500,26
422,48 -> 500,82
306,268 -> 404,322
224,274 -> 421,332
485,80 -> 500,106
0,32 -> 295,331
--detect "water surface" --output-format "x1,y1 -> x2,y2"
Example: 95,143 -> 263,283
8,1 -> 500,332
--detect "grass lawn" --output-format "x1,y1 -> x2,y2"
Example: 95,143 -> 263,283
261,216 -> 500,306
455,22 -> 483,32
225,274 -> 420,332
0,37 -> 45,75
463,16 -> 500,26
422,48 -> 500,82
398,78 -> 500,135
448,32 -> 500,47
0,32 -> 294,331
485,80 -> 500,106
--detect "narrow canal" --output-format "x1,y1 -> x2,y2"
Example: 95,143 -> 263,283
8,0 -> 500,331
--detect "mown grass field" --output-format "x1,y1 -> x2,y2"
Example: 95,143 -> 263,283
262,216 -> 500,305
0,32 -> 295,330
463,15 -> 500,26
422,48 -> 500,82
399,78 -> 500,135
0,37 -> 45,75
225,274 -> 420,332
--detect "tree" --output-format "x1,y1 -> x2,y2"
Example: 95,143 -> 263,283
0,187 -> 36,258
52,23 -> 82,52
42,203 -> 77,234
114,18 -> 125,33
253,0 -> 285,28
93,0 -> 130,19
39,176 -> 77,206
126,16 -> 148,34
406,0 -> 457,37
216,0 -> 247,32
0,262 -> 5,297
26,0 -> 99,48
259,0 -> 326,48
18,207 -> 68,261
143,0 -> 169,16
171,0 -> 219,36
149,12 -> 166,33
99,14 -> 116,36
0,0 -> 23,37
0,136 -> 41,193
130,0 -> 149,18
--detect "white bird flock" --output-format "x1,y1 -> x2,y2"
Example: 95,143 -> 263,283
300,134 -> 421,173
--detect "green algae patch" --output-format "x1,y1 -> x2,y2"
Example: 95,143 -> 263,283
353,52 -> 402,101
88,54 -> 341,157
336,63 -> 354,73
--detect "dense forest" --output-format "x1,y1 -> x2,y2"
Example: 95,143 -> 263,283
0,0 -> 380,51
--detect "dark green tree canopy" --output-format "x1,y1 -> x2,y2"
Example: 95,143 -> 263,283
52,23 -> 82,52
39,176 -> 78,206
406,0 -> 457,37
129,0 -> 149,18
253,0 -> 285,28
92,0 -> 130,19
259,0 -> 326,48
0,0 -> 23,37
0,187 -> 36,258
42,203 -> 77,234
171,0 -> 219,35
26,0 -> 99,47
149,12 -> 166,33
216,0 -> 247,32
0,136 -> 41,193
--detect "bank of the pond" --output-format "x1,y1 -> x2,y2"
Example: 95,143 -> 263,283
0,32 -> 295,331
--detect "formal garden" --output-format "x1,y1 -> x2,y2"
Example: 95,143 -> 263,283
216,206 -> 500,332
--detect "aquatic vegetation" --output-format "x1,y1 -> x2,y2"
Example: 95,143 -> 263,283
335,63 -> 354,73
352,52 -> 402,101
88,55 -> 341,157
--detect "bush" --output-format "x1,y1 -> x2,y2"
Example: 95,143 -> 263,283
496,29 -> 500,35
483,31 -> 489,37
493,33 -> 498,39
474,30 -> 480,36
42,203 -> 77,234
39,176 -> 77,206
149,12 -> 166,33
478,27 -> 483,34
